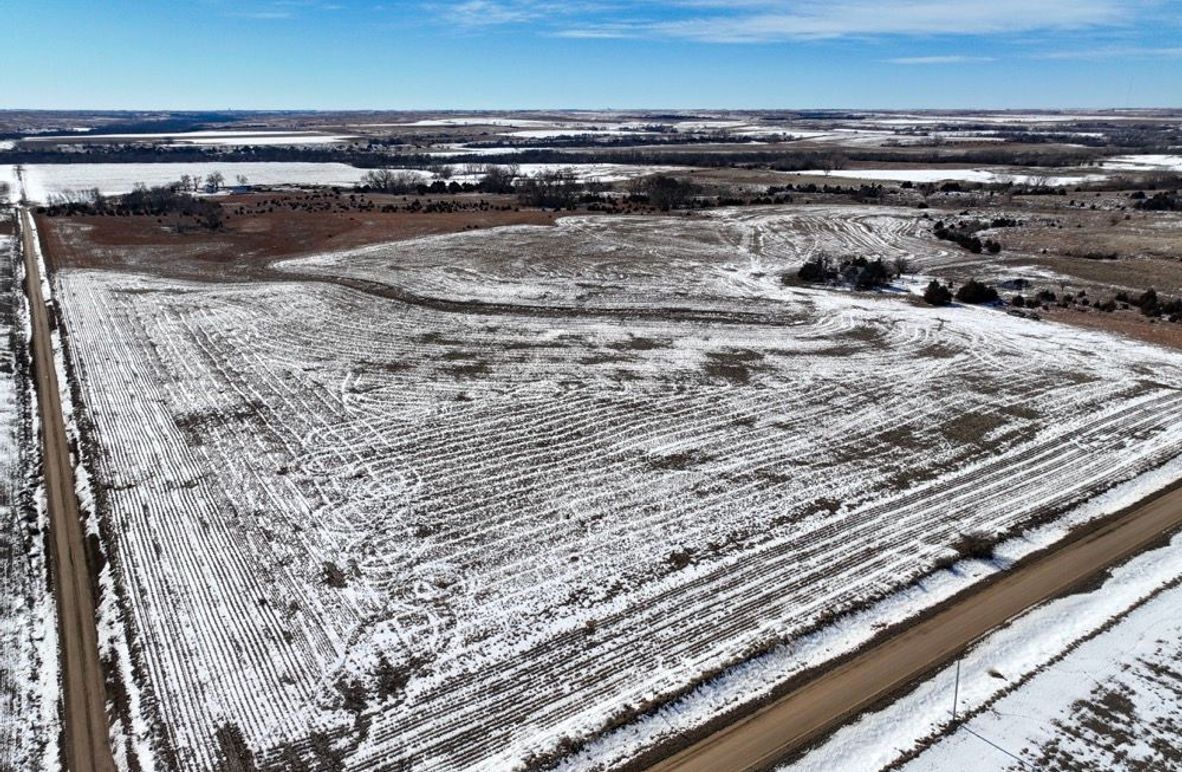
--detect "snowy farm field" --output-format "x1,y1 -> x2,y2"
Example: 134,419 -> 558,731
48,207 -> 1182,770
1,162 -> 370,202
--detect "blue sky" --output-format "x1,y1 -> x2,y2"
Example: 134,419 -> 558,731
4,1 -> 1181,109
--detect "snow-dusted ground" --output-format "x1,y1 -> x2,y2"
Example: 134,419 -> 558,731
55,209 -> 1182,770
3,162 -> 370,202
281,205 -> 1022,300
26,129 -> 357,146
785,168 -> 1108,186
782,526 -> 1182,772
0,210 -> 58,770
865,112 -> 1155,125
386,117 -> 559,128
0,161 -> 680,204
1101,154 -> 1182,173
455,162 -> 685,184
501,128 -> 662,139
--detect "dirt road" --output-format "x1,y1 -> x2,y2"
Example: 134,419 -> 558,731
20,206 -> 117,772
649,481 -> 1182,772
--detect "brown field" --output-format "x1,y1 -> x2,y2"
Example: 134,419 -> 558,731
37,192 -> 562,277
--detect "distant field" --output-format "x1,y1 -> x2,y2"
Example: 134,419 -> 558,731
0,162 -> 370,202
50,207 -> 1182,769
0,162 -> 687,204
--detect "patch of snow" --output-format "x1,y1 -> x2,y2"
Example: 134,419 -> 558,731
785,168 -> 1108,186
7,162 -> 371,202
27,130 -> 357,146
1101,154 -> 1182,173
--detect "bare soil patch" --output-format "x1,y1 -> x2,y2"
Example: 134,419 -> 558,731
37,191 -> 560,278
1039,305 -> 1182,349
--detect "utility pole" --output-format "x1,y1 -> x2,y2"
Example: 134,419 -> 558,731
951,657 -> 962,723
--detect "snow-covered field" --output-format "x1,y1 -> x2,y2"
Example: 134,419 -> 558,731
785,168 -> 1108,186
2,162 -> 370,202
502,128 -> 662,139
784,523 -> 1182,772
280,205 -> 1016,301
52,208 -> 1182,770
453,162 -> 685,185
0,161 -> 680,203
0,211 -> 58,771
26,130 -> 357,146
1102,154 -> 1182,173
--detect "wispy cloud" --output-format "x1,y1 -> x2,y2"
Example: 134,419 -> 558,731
230,10 -> 294,19
426,0 -> 1153,43
621,1 -> 1133,43
886,55 -> 996,65
436,0 -> 616,28
1035,45 -> 1182,60
226,0 -> 343,20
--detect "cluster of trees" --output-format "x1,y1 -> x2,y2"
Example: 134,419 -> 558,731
1009,287 -> 1181,323
43,188 -> 107,215
360,164 -> 527,196
173,171 -> 248,193
922,278 -> 1000,306
41,182 -> 224,230
516,168 -> 580,209
1014,288 -> 1111,313
1116,288 -> 1182,320
932,220 -> 1002,254
629,175 -> 702,210
954,279 -> 1000,304
360,168 -> 424,194
1133,191 -> 1181,211
794,253 -> 909,290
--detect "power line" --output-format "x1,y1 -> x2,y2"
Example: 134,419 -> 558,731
962,726 -> 1035,771
949,654 -> 1033,770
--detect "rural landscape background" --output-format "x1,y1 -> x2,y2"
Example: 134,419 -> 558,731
2,2 -> 1182,772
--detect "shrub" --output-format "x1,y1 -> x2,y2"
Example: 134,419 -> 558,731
797,259 -> 829,283
797,254 -> 893,290
1137,288 -> 1159,314
923,280 -> 953,306
956,279 -> 1000,304
951,532 -> 995,561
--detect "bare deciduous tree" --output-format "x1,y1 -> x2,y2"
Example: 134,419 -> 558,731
362,168 -> 422,193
